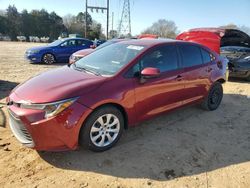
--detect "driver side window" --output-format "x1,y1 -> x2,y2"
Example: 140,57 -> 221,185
140,45 -> 178,72
61,40 -> 77,47
126,45 -> 179,78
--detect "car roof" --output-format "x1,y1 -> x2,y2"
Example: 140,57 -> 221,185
119,38 -> 183,47
62,37 -> 92,42
110,38 -> 130,42
118,38 -> 206,49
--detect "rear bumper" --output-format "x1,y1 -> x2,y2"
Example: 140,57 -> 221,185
229,68 -> 250,79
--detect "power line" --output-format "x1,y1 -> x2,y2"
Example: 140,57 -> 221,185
118,0 -> 131,37
85,0 -> 109,39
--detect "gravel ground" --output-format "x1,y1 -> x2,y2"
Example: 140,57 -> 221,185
0,41 -> 250,188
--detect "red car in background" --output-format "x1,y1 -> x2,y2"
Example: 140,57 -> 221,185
7,38 -> 227,152
177,27 -> 250,80
176,28 -> 250,54
69,39 -> 129,64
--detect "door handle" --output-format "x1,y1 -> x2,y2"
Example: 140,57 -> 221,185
175,75 -> 183,81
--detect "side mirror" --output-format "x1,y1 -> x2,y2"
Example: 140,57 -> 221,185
141,67 -> 160,78
90,45 -> 96,49
140,67 -> 160,83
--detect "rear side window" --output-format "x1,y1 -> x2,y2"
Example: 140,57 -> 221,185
201,48 -> 212,63
77,40 -> 92,47
179,44 -> 203,68
140,45 -> 179,72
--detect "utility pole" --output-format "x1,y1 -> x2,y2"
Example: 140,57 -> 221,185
85,0 -> 87,38
85,0 -> 109,40
107,0 -> 109,39
118,0 -> 131,37
112,12 -> 114,31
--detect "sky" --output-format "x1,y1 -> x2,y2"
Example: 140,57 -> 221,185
0,0 -> 250,35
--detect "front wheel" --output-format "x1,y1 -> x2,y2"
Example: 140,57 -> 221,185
246,73 -> 250,81
80,106 -> 124,152
42,53 -> 56,64
201,82 -> 223,111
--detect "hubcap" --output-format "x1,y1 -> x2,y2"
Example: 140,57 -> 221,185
90,114 -> 120,147
43,54 -> 55,64
210,90 -> 220,105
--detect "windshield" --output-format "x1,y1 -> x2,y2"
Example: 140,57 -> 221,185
48,39 -> 64,46
95,40 -> 117,50
74,43 -> 145,76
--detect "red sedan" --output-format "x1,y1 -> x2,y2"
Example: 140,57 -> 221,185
7,39 -> 227,151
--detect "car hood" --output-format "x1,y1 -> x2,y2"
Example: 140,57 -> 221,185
27,45 -> 52,52
11,66 -> 106,103
73,48 -> 95,57
176,28 -> 250,54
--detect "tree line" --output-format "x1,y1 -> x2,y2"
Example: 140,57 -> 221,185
1,5 -> 249,42
141,20 -> 250,39
0,5 -> 104,41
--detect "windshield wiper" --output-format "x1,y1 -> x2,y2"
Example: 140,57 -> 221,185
73,64 -> 101,76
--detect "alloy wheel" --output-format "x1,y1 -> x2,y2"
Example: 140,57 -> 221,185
43,54 -> 55,64
90,114 -> 120,147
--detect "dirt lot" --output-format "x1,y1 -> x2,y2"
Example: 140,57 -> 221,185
0,41 -> 250,188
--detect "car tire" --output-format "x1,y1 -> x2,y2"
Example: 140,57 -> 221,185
246,74 -> 250,81
42,53 -> 56,64
79,106 -> 124,152
201,82 -> 223,111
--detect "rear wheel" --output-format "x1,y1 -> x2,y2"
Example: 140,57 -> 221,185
246,73 -> 250,81
80,106 -> 124,152
42,53 -> 55,64
201,82 -> 223,111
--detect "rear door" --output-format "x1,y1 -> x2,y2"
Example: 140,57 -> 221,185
56,39 -> 78,61
177,43 -> 210,104
76,39 -> 92,51
130,44 -> 187,122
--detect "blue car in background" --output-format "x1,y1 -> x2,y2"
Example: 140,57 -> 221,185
25,38 -> 93,64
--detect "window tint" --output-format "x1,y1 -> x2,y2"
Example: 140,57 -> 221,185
96,40 -> 116,50
77,40 -> 91,46
76,43 -> 144,76
77,40 -> 86,46
179,45 -> 203,68
140,45 -> 178,72
61,40 -> 76,47
201,48 -> 211,63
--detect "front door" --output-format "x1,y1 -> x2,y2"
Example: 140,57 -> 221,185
57,39 -> 78,61
131,44 -> 186,122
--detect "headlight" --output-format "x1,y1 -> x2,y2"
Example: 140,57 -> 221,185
70,55 -> 75,60
19,97 -> 78,118
27,50 -> 40,54
70,55 -> 82,61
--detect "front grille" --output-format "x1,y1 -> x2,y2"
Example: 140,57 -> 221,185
8,109 -> 34,148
